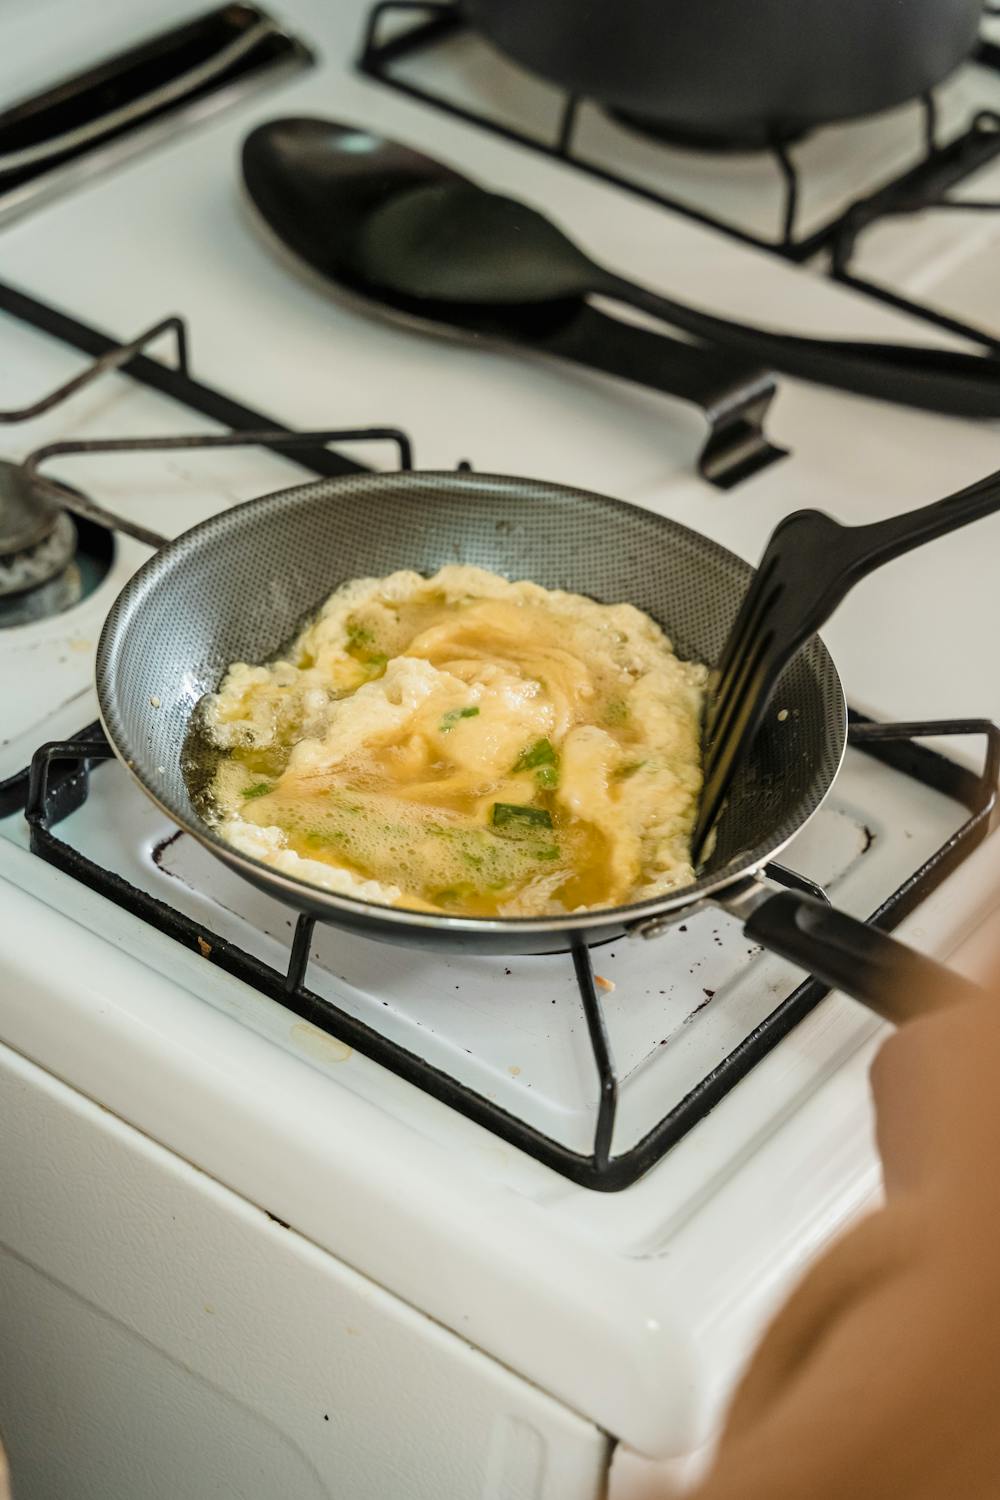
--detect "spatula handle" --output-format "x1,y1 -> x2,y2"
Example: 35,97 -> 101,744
848,465 -> 1000,571
754,464 -> 1000,622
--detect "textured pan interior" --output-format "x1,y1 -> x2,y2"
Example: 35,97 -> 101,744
96,471 -> 846,930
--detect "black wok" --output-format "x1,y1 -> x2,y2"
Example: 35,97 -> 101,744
95,470 -> 977,1023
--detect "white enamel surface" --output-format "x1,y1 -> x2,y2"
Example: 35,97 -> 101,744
2,0 -> 1000,1491
0,1044 -> 609,1499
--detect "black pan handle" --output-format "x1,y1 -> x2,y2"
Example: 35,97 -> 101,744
731,883 -> 983,1023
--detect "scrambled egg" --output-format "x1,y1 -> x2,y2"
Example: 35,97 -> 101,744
199,565 -> 707,916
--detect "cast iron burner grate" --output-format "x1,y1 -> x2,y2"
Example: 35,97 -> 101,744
357,2 -> 1000,352
23,716 -> 999,1190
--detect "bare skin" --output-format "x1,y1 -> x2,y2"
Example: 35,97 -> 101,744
690,972 -> 1000,1500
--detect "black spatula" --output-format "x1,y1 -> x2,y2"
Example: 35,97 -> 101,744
694,466 -> 1000,858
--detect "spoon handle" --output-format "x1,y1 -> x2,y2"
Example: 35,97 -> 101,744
597,270 -> 1000,419
529,302 -> 786,487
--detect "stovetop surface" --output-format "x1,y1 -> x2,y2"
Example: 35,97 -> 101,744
3,727 -> 969,1159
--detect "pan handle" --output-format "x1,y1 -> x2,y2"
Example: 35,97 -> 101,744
715,877 -> 983,1023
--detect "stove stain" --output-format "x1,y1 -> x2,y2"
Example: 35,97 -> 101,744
686,990 -> 716,1021
151,827 -> 184,870
290,1020 -> 352,1064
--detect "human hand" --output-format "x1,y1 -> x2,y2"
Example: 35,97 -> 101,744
689,971 -> 1000,1500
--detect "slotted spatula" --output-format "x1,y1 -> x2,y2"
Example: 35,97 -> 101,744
694,466 -> 1000,860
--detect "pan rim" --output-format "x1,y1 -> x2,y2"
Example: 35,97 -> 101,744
96,469 -> 848,936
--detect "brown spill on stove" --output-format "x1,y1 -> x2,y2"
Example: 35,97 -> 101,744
290,1019 -> 352,1064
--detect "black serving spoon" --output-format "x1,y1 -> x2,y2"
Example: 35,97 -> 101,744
353,179 -> 1000,419
241,117 -> 787,487
242,118 -> 468,302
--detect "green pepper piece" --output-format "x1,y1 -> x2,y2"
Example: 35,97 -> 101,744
439,706 -> 480,733
513,738 -> 557,771
491,802 -> 553,830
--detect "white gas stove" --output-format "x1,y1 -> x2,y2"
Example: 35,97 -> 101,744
3,3 -> 1000,1498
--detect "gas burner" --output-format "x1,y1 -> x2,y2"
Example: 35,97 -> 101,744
0,316 -> 192,615
0,319 -> 189,623
0,453 -> 64,564
0,455 -> 113,630
0,515 -> 114,629
0,310 -> 412,632
0,458 -> 72,598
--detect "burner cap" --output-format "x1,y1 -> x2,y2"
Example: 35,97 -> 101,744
0,458 -> 62,558
0,509 -> 77,598
0,513 -> 113,627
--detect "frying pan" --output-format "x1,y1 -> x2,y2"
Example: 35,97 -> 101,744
95,470 -> 977,1024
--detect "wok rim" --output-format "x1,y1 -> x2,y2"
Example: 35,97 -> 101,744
96,470 -> 848,938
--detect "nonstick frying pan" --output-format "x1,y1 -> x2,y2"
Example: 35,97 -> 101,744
95,470 -> 978,1024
